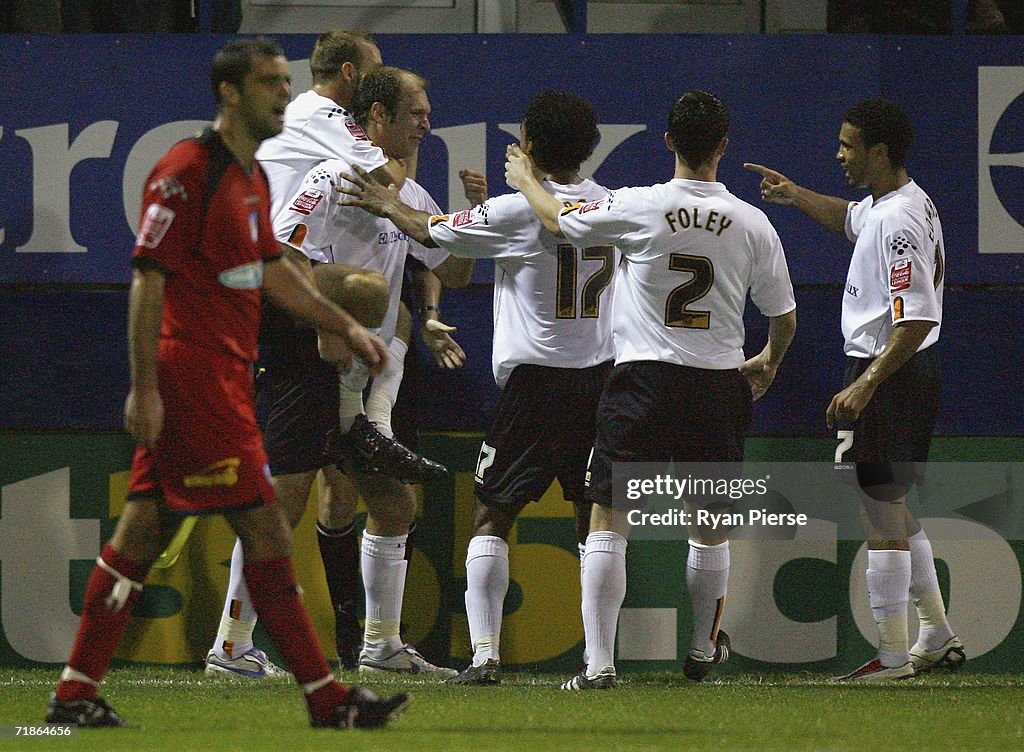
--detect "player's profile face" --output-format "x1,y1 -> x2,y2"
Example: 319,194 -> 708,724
836,121 -> 869,188
239,54 -> 290,142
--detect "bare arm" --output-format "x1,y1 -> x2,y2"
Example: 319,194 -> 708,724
739,308 -> 797,401
826,320 -> 935,428
744,163 -> 850,234
413,266 -> 466,369
336,165 -> 438,248
262,256 -> 389,375
459,168 -> 488,206
123,267 -> 166,448
504,144 -> 564,236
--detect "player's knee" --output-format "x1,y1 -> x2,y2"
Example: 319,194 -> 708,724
340,270 -> 389,327
472,501 -> 516,540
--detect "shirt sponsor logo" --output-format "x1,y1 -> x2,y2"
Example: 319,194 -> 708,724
451,209 -> 473,227
288,189 -> 324,215
890,260 -> 912,292
219,260 -> 264,290
136,203 -> 175,249
183,458 -> 240,488
845,281 -> 859,297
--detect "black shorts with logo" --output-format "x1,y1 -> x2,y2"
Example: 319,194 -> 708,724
474,361 -> 613,508
835,345 -> 941,491
587,360 -> 753,508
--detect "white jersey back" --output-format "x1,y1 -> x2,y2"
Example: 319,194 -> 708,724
558,178 -> 795,369
275,159 -> 448,342
428,180 -> 616,388
843,179 -> 944,358
256,90 -> 388,221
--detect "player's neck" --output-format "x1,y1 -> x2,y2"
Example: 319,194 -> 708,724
674,155 -> 717,183
546,170 -> 581,185
213,117 -> 258,173
869,167 -> 910,200
313,82 -> 351,109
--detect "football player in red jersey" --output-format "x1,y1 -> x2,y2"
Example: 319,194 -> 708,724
45,38 -> 408,730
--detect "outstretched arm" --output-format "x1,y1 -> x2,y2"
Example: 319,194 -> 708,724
744,163 -> 850,234
739,308 -> 797,401
336,165 -> 438,247
504,144 -> 563,236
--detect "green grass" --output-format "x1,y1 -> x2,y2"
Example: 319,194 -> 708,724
3,668 -> 1024,751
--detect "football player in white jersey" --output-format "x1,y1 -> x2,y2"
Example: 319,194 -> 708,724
339,90 -> 617,685
265,66 -> 472,678
506,90 -> 797,689
746,98 -> 961,682
204,51 -> 465,679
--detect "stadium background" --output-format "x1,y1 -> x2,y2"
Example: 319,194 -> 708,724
0,30 -> 1021,675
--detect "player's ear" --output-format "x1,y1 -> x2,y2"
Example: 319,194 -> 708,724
664,131 -> 675,153
370,101 -> 389,125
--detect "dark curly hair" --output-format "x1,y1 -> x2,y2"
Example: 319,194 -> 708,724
666,90 -> 729,170
522,90 -> 599,175
844,98 -> 914,168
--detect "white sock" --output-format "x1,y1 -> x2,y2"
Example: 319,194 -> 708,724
867,549 -> 912,667
908,529 -> 955,650
464,535 -> 509,666
365,338 -> 407,439
361,531 -> 408,658
213,538 -> 257,659
686,540 -> 730,656
337,329 -> 378,433
581,531 -> 627,676
578,542 -> 588,665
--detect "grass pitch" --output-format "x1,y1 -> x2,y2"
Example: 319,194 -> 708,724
2,668 -> 1023,751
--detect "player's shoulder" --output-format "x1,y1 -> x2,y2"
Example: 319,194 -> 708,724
147,134 -> 214,190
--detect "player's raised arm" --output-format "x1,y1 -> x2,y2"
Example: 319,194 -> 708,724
744,162 -> 850,233
459,168 -> 488,206
504,144 -> 564,236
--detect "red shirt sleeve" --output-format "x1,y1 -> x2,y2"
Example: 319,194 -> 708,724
132,141 -> 205,275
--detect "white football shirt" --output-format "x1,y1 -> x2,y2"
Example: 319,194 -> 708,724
256,90 -> 388,222
842,179 -> 944,358
275,159 -> 448,342
558,178 -> 795,369
427,180 -> 616,388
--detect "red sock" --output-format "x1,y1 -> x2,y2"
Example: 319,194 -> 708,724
56,544 -> 148,702
242,556 -> 349,721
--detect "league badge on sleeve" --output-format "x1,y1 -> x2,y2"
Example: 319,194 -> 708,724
288,189 -> 324,215
890,259 -> 912,292
137,204 -> 176,249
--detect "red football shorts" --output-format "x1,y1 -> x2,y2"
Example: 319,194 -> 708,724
128,339 -> 276,515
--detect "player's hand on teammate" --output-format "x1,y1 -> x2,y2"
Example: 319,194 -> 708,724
459,169 -> 488,207
124,387 -> 164,449
504,144 -> 535,191
336,165 -> 401,218
744,163 -> 798,205
421,318 -> 466,369
739,353 -> 779,402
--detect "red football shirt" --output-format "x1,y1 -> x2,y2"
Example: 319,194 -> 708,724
132,129 -> 281,362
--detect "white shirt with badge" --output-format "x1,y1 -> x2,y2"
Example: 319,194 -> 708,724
256,90 -> 388,222
275,159 -> 449,342
427,179 -> 616,389
842,179 -> 944,358
557,178 -> 795,370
